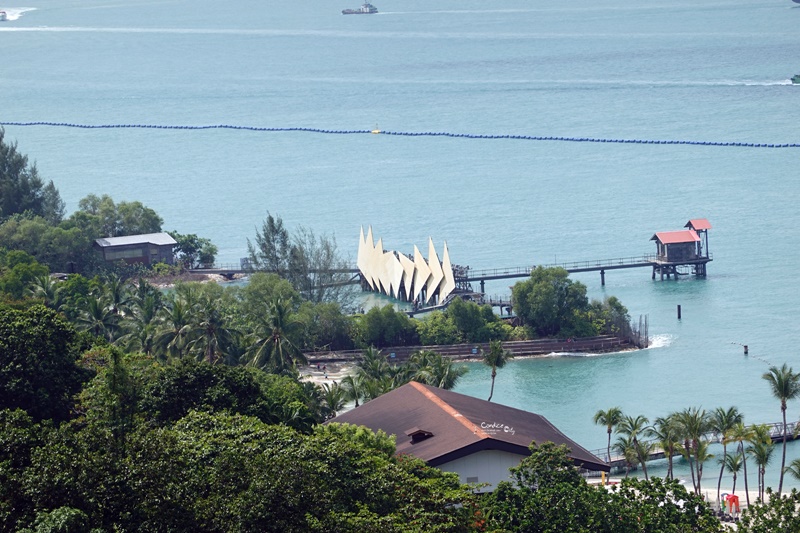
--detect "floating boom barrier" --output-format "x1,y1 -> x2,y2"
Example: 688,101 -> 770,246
1,121 -> 799,148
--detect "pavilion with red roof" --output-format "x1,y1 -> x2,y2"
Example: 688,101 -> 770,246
649,218 -> 712,279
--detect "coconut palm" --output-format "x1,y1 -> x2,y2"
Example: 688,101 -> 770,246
762,363 -> 800,495
186,298 -> 240,365
695,439 -> 714,491
246,297 -> 306,372
25,273 -> 63,309
408,350 -> 468,390
339,373 -> 366,407
674,406 -> 711,495
712,406 -> 743,506
617,414 -> 651,480
320,382 -> 347,418
612,435 -> 638,478
783,458 -> 800,498
728,422 -> 756,506
103,276 -> 132,315
75,294 -> 120,342
482,340 -> 513,402
649,414 -> 682,480
356,347 -> 391,381
593,407 -> 624,467
154,297 -> 193,361
747,425 -> 775,501
722,452 -> 743,496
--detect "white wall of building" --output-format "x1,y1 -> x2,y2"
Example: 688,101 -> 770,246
438,449 -> 523,492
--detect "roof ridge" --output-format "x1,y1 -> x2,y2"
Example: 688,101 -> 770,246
408,381 -> 490,439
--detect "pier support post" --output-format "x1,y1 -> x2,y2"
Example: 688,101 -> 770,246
677,305 -> 681,320
600,269 -> 605,286
480,279 -> 485,293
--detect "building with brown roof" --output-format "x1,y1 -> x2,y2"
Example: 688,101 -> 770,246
329,381 -> 608,491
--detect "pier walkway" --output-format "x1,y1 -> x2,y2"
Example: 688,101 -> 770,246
190,252 -> 712,288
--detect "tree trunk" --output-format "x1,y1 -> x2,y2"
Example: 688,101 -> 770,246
667,447 -> 674,480
634,437 -> 649,480
780,406 -> 788,495
605,430 -> 612,485
717,443 -> 727,506
487,369 -> 497,402
741,442 -> 750,506
685,441 -> 697,494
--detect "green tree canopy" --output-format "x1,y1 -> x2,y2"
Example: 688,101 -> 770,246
0,305 -> 94,422
68,194 -> 163,238
511,266 -> 590,337
139,359 -> 320,430
168,230 -> 218,268
0,129 -> 65,225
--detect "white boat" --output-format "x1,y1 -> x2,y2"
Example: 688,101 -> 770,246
0,11 -> 7,21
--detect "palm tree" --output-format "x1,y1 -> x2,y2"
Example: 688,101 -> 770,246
728,422 -> 755,506
408,350 -> 468,390
695,439 -> 715,492
75,294 -> 120,342
746,425 -> 774,501
339,373 -> 365,407
482,340 -> 513,402
320,382 -> 347,418
103,276 -> 132,315
612,435 -> 638,478
593,407 -> 623,468
783,458 -> 800,496
723,452 -> 743,496
25,273 -> 63,309
356,347 -> 391,381
186,298 -> 240,365
712,406 -> 743,506
246,297 -> 306,372
617,414 -> 651,480
762,363 -> 800,495
649,414 -> 681,480
154,297 -> 192,361
675,406 -> 711,495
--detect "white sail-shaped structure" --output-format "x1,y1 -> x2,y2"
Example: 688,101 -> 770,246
356,227 -> 457,305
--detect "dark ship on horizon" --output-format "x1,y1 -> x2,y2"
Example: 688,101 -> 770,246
342,3 -> 378,14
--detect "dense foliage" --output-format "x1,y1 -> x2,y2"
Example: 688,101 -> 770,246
512,266 -> 631,338
483,442 -> 724,533
0,128 -> 64,225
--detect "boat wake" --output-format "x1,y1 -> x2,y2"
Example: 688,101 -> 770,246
0,7 -> 36,21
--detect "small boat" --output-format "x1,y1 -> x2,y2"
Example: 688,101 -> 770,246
342,3 -> 378,14
792,74 -> 800,84
0,11 -> 7,21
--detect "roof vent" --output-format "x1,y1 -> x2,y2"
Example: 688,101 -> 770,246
405,427 -> 434,444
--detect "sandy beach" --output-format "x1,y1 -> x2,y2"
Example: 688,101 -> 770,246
300,362 -> 355,386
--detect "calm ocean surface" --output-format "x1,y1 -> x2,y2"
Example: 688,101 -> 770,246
3,0 -> 800,488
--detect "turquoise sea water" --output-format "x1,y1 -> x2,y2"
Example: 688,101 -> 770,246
3,0 -> 800,488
